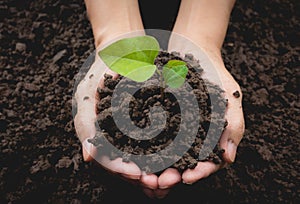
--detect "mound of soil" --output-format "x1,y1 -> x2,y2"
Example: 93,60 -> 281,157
89,51 -> 226,172
0,0 -> 299,203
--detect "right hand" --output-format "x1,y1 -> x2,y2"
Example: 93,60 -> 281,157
74,52 -> 142,180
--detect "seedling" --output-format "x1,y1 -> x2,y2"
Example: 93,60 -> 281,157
99,36 -> 188,98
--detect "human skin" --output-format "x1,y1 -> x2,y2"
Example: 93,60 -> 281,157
141,0 -> 244,198
75,0 -> 244,199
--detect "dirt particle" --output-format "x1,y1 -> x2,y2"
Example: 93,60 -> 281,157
250,88 -> 269,106
24,83 -> 39,92
224,120 -> 228,128
15,42 -> 26,52
56,157 -> 73,169
30,156 -> 51,174
233,90 -> 240,98
52,49 -> 67,64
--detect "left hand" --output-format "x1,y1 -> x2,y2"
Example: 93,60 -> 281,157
139,35 -> 245,199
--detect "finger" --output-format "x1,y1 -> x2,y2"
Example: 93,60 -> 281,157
154,188 -> 171,199
182,161 -> 220,184
93,157 -> 140,186
158,168 -> 181,189
220,97 -> 245,163
101,157 -> 141,180
74,94 -> 97,161
81,138 -> 97,162
74,58 -> 108,161
75,55 -> 118,162
140,172 -> 158,190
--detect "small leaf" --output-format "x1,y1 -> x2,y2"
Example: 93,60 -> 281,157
99,36 -> 160,82
164,60 -> 186,69
163,60 -> 188,88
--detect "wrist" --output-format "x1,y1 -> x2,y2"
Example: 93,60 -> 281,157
173,0 -> 235,52
168,31 -> 222,60
175,31 -> 222,53
84,0 -> 144,48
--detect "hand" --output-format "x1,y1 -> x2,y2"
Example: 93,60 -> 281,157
74,45 -> 182,200
74,51 -> 142,181
180,49 -> 245,184
141,0 -> 243,197
137,35 -> 245,198
137,33 -> 245,197
74,45 -> 182,199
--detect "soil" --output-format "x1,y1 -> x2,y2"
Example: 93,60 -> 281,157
0,0 -> 299,203
88,51 -> 227,173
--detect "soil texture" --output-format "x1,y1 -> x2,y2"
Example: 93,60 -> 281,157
0,0 -> 299,203
89,51 -> 226,173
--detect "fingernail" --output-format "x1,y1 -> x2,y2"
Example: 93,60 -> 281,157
227,140 -> 237,163
159,186 -> 170,190
82,139 -> 93,160
182,181 -> 193,185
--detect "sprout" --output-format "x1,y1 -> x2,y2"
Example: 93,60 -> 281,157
99,36 -> 188,97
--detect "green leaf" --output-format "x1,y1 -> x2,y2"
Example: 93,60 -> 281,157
162,60 -> 188,88
99,36 -> 160,82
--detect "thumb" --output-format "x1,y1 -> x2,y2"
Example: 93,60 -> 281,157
220,106 -> 244,164
74,58 -> 107,161
74,106 -> 97,162
74,89 -> 97,161
221,131 -> 238,164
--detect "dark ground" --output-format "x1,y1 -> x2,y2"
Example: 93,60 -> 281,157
0,0 -> 299,203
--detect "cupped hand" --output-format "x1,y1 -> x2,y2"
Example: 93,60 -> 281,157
74,47 -> 182,199
74,51 -> 142,181
180,47 -> 245,185
138,34 -> 245,198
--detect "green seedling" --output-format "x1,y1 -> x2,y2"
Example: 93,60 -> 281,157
99,36 -> 188,98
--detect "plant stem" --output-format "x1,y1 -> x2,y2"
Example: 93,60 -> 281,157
156,69 -> 165,101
